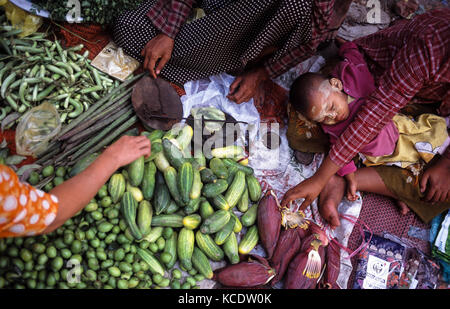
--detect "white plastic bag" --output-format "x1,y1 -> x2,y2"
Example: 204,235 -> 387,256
180,73 -> 261,147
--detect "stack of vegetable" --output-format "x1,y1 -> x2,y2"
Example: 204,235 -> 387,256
0,123 -> 264,289
0,18 -> 120,126
115,124 -> 264,284
32,0 -> 145,25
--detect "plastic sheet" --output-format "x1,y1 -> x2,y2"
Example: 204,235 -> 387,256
90,41 -> 140,82
1,0 -> 43,38
180,73 -> 261,147
15,102 -> 61,157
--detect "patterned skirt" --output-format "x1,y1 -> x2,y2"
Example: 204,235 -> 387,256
113,0 -> 312,85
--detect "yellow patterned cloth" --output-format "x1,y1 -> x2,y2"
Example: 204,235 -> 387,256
362,113 -> 449,176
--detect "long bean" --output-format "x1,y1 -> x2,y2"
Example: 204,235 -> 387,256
66,104 -> 134,144
69,115 -> 138,165
69,111 -> 137,162
56,73 -> 143,138
58,91 -> 132,140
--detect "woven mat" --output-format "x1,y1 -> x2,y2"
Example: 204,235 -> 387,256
346,192 -> 431,288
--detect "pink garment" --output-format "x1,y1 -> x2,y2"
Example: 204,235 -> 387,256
321,42 -> 399,176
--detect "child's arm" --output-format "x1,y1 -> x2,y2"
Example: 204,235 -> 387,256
344,172 -> 358,201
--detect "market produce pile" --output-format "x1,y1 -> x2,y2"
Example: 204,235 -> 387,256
32,0 -> 145,25
0,16 -> 120,127
0,121 -> 266,288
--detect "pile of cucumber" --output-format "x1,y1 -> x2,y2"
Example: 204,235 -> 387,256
0,124 -> 263,289
116,124 -> 264,286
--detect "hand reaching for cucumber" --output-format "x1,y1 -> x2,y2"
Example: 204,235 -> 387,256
103,135 -> 152,170
44,135 -> 151,234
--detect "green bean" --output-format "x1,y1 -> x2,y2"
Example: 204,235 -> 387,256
1,72 -> 16,98
32,85 -> 38,102
0,107 -> 6,121
54,40 -> 65,61
68,99 -> 84,118
23,77 -> 42,84
14,45 -> 44,53
0,38 -> 12,55
29,64 -> 40,77
80,85 -> 103,94
46,65 -> 68,79
0,61 -> 15,84
18,104 -> 27,113
55,61 -> 74,75
5,95 -> 18,111
35,84 -> 56,101
19,81 -> 30,107
69,62 -> 82,72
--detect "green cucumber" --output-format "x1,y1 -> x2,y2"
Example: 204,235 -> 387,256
153,172 -> 171,215
136,248 -> 164,276
108,173 -> 126,203
137,200 -> 152,236
214,214 -> 236,245
128,156 -> 145,187
178,228 -> 195,270
224,170 -> 246,209
241,203 -> 258,227
246,174 -> 262,202
162,138 -> 186,169
223,232 -> 240,264
141,161 -> 157,200
199,209 -> 230,234
192,247 -> 213,279
238,225 -> 259,255
211,194 -> 230,211
151,214 -> 184,228
179,162 -> 194,204
202,179 -> 228,198
121,192 -> 142,240
163,167 -> 184,206
209,158 -> 228,179
195,230 -> 224,262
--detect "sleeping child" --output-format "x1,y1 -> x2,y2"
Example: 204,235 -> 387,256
289,42 -> 450,225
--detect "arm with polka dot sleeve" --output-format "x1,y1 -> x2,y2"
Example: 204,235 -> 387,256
0,164 -> 59,238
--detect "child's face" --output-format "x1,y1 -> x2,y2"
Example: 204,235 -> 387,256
306,79 -> 349,125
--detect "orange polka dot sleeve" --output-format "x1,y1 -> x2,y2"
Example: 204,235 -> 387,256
0,164 -> 59,238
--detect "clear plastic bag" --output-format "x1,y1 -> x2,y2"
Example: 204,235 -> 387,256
1,0 -> 43,38
15,102 -> 61,157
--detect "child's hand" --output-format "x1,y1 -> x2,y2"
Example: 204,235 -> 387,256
344,172 -> 358,201
103,135 -> 151,169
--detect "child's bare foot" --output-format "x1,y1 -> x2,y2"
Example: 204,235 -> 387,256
318,175 -> 346,229
395,199 -> 410,215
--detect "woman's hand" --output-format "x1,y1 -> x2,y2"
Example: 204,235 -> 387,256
141,34 -> 174,78
420,156 -> 450,203
102,135 -> 151,170
227,67 -> 269,104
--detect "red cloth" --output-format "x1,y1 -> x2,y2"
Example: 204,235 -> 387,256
0,130 -> 35,167
57,23 -> 111,60
329,8 -> 450,167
